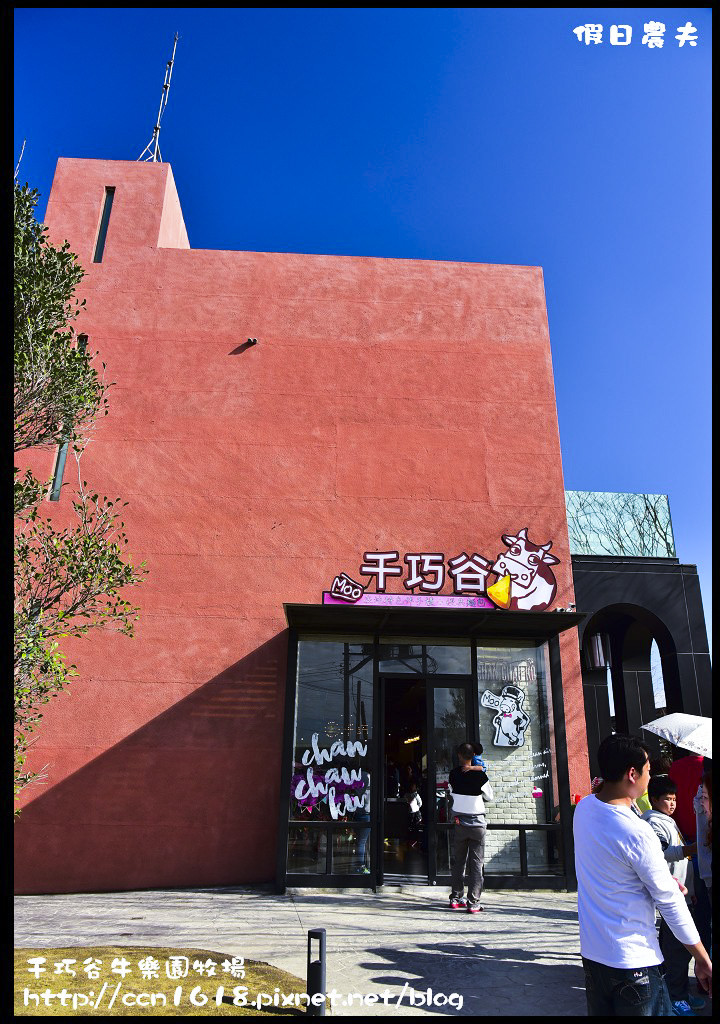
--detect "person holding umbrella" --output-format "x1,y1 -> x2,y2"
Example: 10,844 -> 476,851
641,715 -> 712,831
643,714 -> 713,961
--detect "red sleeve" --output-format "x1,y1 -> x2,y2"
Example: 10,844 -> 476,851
668,756 -> 704,840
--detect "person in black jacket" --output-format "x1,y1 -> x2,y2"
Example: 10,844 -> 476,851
448,742 -> 494,912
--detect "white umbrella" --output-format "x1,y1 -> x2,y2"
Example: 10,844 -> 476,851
641,713 -> 712,759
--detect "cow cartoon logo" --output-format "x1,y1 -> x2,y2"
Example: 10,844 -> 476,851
492,528 -> 559,611
480,685 -> 531,747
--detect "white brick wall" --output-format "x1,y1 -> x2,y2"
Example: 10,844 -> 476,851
477,648 -> 555,873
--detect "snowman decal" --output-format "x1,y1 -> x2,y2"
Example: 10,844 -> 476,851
480,685 -> 531,747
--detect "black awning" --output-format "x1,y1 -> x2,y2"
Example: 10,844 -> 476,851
284,603 -> 584,640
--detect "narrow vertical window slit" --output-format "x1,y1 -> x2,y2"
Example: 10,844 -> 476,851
92,187 -> 115,263
49,335 -> 88,501
49,443 -> 69,501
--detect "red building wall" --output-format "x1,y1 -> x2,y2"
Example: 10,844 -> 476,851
15,159 -> 589,893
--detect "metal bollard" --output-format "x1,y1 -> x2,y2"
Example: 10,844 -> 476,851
306,927 -> 326,1016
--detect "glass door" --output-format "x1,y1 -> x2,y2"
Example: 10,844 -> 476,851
381,676 -> 429,879
429,682 -> 472,884
379,676 -> 472,884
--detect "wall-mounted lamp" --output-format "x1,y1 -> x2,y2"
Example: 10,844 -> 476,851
585,633 -> 611,671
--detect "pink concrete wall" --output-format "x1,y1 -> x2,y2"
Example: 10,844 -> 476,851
158,165 -> 190,249
15,158 -> 588,893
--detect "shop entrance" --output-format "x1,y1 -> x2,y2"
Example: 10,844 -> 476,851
380,675 -> 472,884
280,616 -> 584,891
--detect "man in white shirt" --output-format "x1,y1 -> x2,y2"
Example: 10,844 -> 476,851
574,733 -> 712,1016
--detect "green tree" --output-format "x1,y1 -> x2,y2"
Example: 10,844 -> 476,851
14,181 -> 146,812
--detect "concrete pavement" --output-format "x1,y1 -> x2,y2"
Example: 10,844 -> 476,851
13,886 -> 710,1016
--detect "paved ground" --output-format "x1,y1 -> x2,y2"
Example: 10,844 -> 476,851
14,886 -> 711,1016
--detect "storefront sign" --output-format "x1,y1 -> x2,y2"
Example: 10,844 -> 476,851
323,592 -> 494,609
477,659 -> 537,684
325,528 -> 559,611
480,685 -> 532,747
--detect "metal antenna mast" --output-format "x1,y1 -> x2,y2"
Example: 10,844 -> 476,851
138,33 -> 179,163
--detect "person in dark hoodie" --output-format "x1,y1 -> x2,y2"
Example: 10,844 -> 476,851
448,741 -> 493,913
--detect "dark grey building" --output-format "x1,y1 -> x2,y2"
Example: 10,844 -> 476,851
565,492 -> 711,778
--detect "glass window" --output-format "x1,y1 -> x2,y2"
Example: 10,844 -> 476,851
565,490 -> 676,557
484,829 -> 521,874
93,186 -> 115,263
379,638 -> 471,676
379,638 -> 423,674
426,641 -> 471,675
332,826 -> 371,875
289,637 -> 373,875
433,686 -> 467,785
650,639 -> 667,711
436,825 -> 453,874
48,442 -> 69,501
476,642 -> 557,864
527,830 -> 563,875
287,827 -> 327,873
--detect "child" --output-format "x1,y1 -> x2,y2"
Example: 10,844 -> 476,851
402,781 -> 423,824
642,775 -> 704,1016
472,742 -> 488,771
636,754 -> 674,813
402,781 -> 423,849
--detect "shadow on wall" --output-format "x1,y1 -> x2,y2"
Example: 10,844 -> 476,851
14,632 -> 289,895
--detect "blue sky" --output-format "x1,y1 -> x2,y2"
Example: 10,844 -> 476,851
14,9 -> 712,634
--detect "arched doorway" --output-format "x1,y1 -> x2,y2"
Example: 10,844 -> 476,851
580,603 -> 683,778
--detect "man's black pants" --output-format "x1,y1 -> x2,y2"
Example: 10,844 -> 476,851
582,957 -> 673,1016
450,823 -> 485,907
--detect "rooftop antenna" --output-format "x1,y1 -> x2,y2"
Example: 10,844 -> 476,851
137,32 -> 179,163
14,139 -> 26,180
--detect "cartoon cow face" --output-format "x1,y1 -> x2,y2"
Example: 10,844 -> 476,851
492,528 -> 559,612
